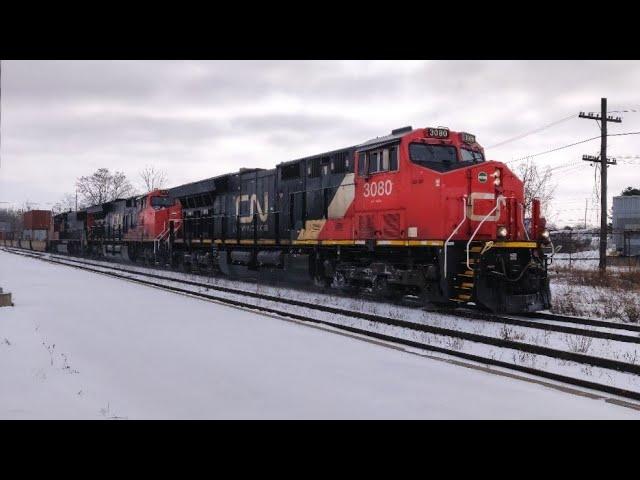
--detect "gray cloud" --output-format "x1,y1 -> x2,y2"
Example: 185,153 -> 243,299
2,60 -> 640,227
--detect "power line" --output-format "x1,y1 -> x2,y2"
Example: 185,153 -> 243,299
486,108 -> 637,151
506,131 -> 640,165
609,155 -> 640,160
553,165 -> 586,181
608,131 -> 640,137
548,160 -> 583,172
486,114 -> 577,149
506,135 -> 601,164
607,108 -> 640,113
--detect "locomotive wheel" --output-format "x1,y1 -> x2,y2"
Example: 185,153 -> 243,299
313,273 -> 330,290
331,271 -> 347,289
372,275 -> 391,298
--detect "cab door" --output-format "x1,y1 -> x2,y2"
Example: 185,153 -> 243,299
354,145 -> 405,240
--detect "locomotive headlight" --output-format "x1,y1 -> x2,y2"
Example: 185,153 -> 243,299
540,229 -> 551,245
493,169 -> 501,186
497,226 -> 508,239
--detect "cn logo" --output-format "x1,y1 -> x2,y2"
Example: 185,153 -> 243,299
363,180 -> 393,198
235,193 -> 269,224
467,192 -> 506,221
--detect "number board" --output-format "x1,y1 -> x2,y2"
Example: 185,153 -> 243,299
427,127 -> 449,138
461,132 -> 476,144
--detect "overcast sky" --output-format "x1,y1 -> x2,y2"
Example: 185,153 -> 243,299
1,60 -> 639,226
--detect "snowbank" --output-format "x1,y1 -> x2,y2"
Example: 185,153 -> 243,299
0,250 -> 637,419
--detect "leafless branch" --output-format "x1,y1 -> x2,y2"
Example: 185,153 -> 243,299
139,165 -> 167,193
516,160 -> 556,219
76,168 -> 137,207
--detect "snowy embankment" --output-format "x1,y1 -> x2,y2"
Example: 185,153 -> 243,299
549,252 -> 640,323
0,249 -> 638,419
25,250 -> 640,397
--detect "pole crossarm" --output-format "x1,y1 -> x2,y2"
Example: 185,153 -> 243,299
582,154 -> 617,165
579,112 -> 623,123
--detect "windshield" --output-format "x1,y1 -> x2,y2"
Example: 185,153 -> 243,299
151,196 -> 174,208
409,143 -> 458,172
461,148 -> 485,163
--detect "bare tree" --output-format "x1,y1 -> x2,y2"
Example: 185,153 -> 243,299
139,165 -> 167,193
52,193 -> 82,214
516,160 -> 556,218
76,168 -> 137,207
0,208 -> 22,233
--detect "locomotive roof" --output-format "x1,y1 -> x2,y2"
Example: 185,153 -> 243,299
277,145 -> 358,168
356,130 -> 411,152
166,126 -> 426,198
84,197 -> 130,213
168,175 -> 223,198
168,168 -> 268,199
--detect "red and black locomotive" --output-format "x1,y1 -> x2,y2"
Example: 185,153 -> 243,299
14,125 -> 552,313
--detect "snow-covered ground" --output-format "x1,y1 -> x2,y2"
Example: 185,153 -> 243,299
18,250 -> 640,394
0,250 -> 638,419
549,254 -> 640,323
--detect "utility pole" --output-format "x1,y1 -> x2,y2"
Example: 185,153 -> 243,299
579,98 -> 622,273
584,198 -> 588,230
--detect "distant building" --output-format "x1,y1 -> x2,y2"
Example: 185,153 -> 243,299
612,195 -> 640,256
0,221 -> 11,240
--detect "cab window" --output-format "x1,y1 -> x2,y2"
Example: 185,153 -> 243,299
360,147 -> 399,176
358,152 -> 367,177
460,148 -> 485,163
368,151 -> 380,174
151,196 -> 174,208
409,143 -> 458,172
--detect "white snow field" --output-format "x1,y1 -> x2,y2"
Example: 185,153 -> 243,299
0,250 -> 638,419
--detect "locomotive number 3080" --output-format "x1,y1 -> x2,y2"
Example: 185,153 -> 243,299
363,180 -> 393,197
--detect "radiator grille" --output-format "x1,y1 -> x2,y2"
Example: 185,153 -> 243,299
381,213 -> 401,238
357,214 -> 376,239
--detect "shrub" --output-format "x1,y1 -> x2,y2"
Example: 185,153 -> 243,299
624,303 -> 640,323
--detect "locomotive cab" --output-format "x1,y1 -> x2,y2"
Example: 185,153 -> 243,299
131,190 -> 182,241
352,126 -> 551,313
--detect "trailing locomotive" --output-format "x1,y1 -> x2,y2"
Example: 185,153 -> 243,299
4,125 -> 552,313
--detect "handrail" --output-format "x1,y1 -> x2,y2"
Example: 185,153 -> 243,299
466,197 -> 506,271
153,219 -> 183,255
444,196 -> 467,279
520,204 -> 530,240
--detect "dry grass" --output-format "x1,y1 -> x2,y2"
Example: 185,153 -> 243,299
623,303 -> 640,324
549,267 -> 640,323
551,266 -> 640,291
563,334 -> 593,354
499,324 -> 526,342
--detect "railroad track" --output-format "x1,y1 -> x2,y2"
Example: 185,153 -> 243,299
432,307 -> 640,344
3,246 -> 640,406
10,247 -> 640,342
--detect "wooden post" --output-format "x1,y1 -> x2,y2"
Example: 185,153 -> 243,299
0,288 -> 13,307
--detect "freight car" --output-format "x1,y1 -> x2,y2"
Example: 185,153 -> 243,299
4,125 -> 552,313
